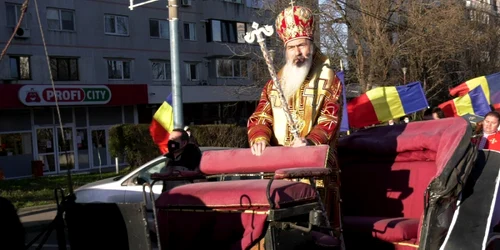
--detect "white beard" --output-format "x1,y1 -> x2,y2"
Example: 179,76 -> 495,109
281,55 -> 313,99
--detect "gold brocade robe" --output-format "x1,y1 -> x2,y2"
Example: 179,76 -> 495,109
247,51 -> 342,147
247,50 -> 344,235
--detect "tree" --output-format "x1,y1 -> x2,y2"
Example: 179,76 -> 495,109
322,0 -> 500,104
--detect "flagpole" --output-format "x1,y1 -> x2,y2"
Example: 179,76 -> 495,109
340,60 -> 350,135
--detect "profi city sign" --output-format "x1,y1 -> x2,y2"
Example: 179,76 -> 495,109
19,85 -> 112,106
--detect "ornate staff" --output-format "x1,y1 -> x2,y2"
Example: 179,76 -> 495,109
244,22 -> 301,141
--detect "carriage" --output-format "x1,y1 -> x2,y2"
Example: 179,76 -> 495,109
35,117 -> 500,250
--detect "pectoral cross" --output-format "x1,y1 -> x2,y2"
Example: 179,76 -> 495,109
289,0 -> 295,7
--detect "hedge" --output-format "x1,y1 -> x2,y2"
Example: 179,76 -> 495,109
109,124 -> 249,169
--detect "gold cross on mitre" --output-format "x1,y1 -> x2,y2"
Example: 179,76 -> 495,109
491,138 -> 498,144
289,0 -> 295,7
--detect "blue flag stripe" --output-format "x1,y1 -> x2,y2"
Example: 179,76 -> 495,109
469,86 -> 491,116
395,81 -> 429,115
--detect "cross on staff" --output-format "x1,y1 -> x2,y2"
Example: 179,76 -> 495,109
289,0 -> 295,7
244,22 -> 301,141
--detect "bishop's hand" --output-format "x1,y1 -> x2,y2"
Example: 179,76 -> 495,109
291,137 -> 308,147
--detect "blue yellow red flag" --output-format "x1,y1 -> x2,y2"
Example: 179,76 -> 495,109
449,72 -> 500,108
347,81 -> 428,128
150,94 -> 173,154
439,85 -> 490,117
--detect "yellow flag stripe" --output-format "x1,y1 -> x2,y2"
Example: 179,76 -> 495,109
365,86 -> 405,122
153,101 -> 174,133
453,94 -> 474,116
466,76 -> 490,104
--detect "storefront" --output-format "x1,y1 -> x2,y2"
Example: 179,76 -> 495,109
0,84 -> 148,179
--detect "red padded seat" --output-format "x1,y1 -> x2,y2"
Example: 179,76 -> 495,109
156,179 -> 317,210
343,216 -> 419,242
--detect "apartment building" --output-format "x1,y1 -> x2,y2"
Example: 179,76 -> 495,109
0,0 -> 265,178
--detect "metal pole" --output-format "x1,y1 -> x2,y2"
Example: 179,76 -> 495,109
169,0 -> 184,128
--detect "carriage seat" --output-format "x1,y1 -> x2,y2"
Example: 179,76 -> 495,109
155,146 -> 331,210
338,118 -> 470,249
340,160 -> 437,245
153,145 -> 336,250
157,179 -> 318,210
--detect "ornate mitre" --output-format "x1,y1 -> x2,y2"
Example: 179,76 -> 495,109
275,5 -> 315,45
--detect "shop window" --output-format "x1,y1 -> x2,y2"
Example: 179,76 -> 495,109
0,133 -> 32,156
9,55 -> 31,80
50,57 -> 79,81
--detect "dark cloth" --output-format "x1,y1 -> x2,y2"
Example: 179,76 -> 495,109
0,197 -> 25,250
164,143 -> 202,171
189,136 -> 199,147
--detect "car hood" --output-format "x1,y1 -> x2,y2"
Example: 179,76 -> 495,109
76,176 -> 120,190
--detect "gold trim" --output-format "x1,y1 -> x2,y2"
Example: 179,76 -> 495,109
393,242 -> 419,248
161,208 -> 269,214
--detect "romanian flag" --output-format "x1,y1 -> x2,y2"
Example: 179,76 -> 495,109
439,85 -> 491,117
347,81 -> 428,128
449,72 -> 500,109
336,71 -> 350,132
150,94 -> 174,154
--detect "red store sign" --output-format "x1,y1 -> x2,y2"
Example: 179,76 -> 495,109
0,84 -> 148,109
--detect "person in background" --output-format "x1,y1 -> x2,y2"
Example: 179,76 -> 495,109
161,129 -> 202,191
165,128 -> 201,172
472,111 -> 500,151
388,120 -> 395,126
403,116 -> 410,123
432,107 -> 445,120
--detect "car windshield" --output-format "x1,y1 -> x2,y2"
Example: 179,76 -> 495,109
136,159 -> 168,184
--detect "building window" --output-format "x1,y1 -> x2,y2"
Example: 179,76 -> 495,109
150,19 -> 169,39
183,22 -> 196,41
216,59 -> 248,78
151,61 -> 171,81
9,56 -> 31,80
0,133 -> 32,156
185,62 -> 199,81
107,59 -> 131,80
46,8 -> 75,31
50,57 -> 79,81
104,14 -> 129,36
6,3 -> 27,28
209,20 -> 249,43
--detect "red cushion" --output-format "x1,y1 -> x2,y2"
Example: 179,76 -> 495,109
340,161 -> 436,219
156,179 -> 317,209
343,216 -> 419,242
199,145 -> 329,175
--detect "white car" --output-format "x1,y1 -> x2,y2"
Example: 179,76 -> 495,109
74,147 -> 230,206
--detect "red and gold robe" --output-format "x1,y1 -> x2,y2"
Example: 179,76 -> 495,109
247,50 -> 343,235
472,132 -> 500,152
247,51 -> 342,147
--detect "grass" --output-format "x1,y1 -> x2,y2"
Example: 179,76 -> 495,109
0,169 -> 131,209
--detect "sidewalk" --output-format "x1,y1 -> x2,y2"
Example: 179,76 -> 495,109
18,204 -> 57,233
